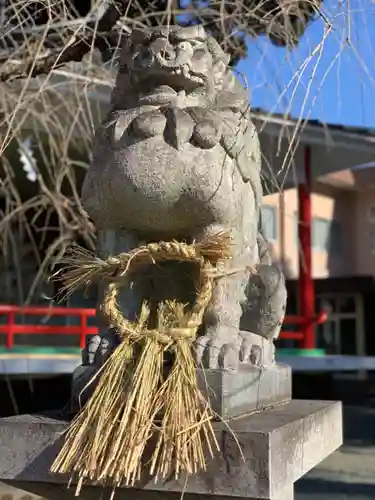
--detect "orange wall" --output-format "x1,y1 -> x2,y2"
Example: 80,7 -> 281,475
263,183 -> 361,279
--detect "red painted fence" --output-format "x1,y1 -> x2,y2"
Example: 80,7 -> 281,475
0,305 -> 97,349
281,311 -> 327,341
0,305 -> 327,350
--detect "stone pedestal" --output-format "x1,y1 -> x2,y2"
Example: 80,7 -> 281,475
198,363 -> 291,419
0,400 -> 342,500
72,362 -> 292,418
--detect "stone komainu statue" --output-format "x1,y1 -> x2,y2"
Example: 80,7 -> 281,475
81,26 -> 287,370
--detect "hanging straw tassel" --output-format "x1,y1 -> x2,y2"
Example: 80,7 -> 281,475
50,232 -> 232,493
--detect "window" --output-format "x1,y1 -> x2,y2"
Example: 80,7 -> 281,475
260,205 -> 277,240
294,214 -> 342,254
312,217 -> 330,251
312,217 -> 342,254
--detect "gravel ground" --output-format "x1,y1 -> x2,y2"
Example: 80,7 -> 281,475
1,404 -> 374,500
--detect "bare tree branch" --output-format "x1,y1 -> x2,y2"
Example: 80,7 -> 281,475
0,0 -> 127,82
0,0 -> 322,82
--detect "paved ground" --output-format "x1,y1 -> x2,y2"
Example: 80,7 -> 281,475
296,404 -> 375,499
0,404 -> 374,499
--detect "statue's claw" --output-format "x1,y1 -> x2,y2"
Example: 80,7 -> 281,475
194,328 -> 240,370
82,333 -> 118,366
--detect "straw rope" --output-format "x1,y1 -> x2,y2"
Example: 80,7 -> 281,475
102,241 -> 215,345
50,232 -> 232,494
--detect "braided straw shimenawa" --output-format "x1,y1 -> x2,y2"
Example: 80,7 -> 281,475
50,232 -> 233,494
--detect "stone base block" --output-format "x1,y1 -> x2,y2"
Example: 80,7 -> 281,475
197,363 -> 291,419
0,400 -> 342,500
72,363 -> 291,419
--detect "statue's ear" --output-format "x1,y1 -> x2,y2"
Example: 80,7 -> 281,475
120,28 -> 152,55
207,36 -> 230,67
117,35 -> 133,68
118,29 -> 152,69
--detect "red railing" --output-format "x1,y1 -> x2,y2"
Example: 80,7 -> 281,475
281,311 -> 327,341
0,305 -> 327,350
0,305 -> 97,349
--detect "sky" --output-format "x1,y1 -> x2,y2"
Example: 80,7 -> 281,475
237,0 -> 375,128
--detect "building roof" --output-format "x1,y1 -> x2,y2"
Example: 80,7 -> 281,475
250,107 -> 375,154
251,107 -> 375,140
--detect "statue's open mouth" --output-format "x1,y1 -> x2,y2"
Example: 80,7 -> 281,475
135,65 -> 205,93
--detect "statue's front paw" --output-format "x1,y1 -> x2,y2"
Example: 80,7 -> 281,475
238,331 -> 276,366
193,329 -> 240,369
239,334 -> 262,366
82,333 -> 118,367
72,333 -> 118,413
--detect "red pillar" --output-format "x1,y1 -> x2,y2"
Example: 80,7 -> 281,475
298,146 -> 315,349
